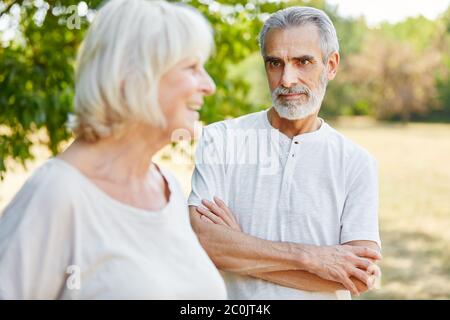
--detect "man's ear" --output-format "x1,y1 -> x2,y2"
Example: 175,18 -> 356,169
326,51 -> 340,81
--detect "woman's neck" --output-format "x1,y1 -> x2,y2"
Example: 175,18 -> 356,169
59,125 -> 169,184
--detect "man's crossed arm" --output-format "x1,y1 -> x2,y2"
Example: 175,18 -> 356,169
189,197 -> 381,296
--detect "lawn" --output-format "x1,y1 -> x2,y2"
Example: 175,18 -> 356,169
1,119 -> 449,299
335,118 -> 450,299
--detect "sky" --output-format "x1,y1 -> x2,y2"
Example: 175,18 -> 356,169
326,0 -> 450,26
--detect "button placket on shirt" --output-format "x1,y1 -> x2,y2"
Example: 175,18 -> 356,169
280,138 -> 300,200
277,138 -> 300,240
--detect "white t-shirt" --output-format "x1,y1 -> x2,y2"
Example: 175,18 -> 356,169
188,109 -> 380,300
0,158 -> 227,300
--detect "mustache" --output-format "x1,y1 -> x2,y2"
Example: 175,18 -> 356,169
273,85 -> 311,98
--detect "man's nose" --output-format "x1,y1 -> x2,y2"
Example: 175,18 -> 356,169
280,65 -> 298,88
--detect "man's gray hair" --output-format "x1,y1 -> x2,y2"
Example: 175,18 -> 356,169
258,6 -> 339,63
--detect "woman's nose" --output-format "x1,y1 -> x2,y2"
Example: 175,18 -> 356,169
200,70 -> 216,96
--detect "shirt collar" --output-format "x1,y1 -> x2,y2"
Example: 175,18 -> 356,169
262,109 -> 329,142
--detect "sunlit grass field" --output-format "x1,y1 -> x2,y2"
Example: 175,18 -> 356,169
1,119 -> 449,299
336,118 -> 450,299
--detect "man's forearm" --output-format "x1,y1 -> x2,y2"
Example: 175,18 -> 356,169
248,243 -> 374,293
191,209 -> 368,293
250,270 -> 368,293
189,207 -> 306,274
190,202 -> 381,295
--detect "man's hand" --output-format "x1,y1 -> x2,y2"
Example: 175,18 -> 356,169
196,196 -> 382,296
299,244 -> 381,295
345,240 -> 382,290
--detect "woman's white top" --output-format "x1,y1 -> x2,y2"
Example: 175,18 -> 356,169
0,158 -> 227,299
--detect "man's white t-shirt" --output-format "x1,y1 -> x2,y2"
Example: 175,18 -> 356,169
188,109 -> 381,300
0,158 -> 227,299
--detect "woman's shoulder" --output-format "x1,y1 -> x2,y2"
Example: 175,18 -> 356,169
2,158 -> 83,215
25,158 -> 82,193
0,158 -> 86,252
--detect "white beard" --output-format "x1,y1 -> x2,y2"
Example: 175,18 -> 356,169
272,70 -> 328,120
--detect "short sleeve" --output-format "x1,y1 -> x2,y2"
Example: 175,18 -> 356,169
188,124 -> 228,207
340,153 -> 381,249
0,166 -> 75,299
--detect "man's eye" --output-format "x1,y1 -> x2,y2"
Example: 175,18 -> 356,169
269,61 -> 281,67
300,59 -> 311,65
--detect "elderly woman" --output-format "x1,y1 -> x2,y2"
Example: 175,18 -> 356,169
0,0 -> 226,299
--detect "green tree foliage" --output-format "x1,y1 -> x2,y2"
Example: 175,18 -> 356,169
346,30 -> 442,123
0,0 -> 100,177
321,14 -> 369,118
433,6 -> 450,122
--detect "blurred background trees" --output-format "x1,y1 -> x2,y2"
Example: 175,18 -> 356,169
1,0 -> 450,177
344,30 -> 442,123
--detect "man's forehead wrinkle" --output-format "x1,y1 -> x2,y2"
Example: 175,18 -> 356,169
265,28 -> 322,62
265,47 -> 318,62
265,40 -> 312,57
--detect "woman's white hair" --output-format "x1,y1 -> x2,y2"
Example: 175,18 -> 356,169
72,0 -> 214,142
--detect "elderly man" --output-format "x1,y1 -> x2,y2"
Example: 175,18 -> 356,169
188,6 -> 381,300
